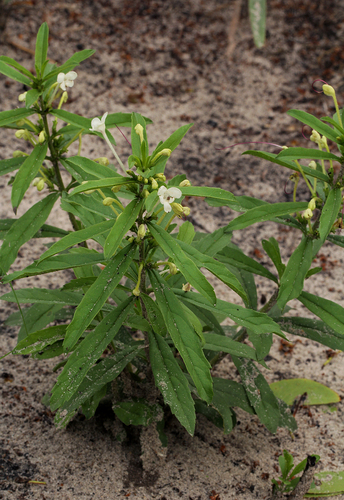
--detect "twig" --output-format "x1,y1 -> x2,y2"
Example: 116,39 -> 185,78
287,455 -> 318,499
226,0 -> 243,59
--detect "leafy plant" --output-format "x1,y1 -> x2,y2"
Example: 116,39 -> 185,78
1,24 -> 344,444
272,450 -> 320,495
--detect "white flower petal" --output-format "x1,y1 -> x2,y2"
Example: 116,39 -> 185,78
57,73 -> 65,84
65,71 -> 77,80
163,201 -> 172,213
167,187 -> 182,199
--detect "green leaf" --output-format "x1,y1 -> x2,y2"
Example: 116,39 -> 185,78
226,202 -> 308,231
149,269 -> 213,403
70,176 -> 134,196
233,357 -> 292,433
278,316 -> 344,351
313,188 -> 342,257
212,378 -> 254,433
0,108 -> 35,128
11,143 -> 48,210
63,156 -> 120,180
277,147 -> 340,162
3,251 -> 104,283
194,400 -> 224,430
43,50 -> 96,81
298,291 -> 344,336
287,109 -> 340,143
12,325 -> 66,355
321,116 -> 344,135
82,385 -> 107,420
203,332 -> 257,360
141,294 -> 168,337
180,186 -> 237,206
217,244 -> 278,283
0,56 -> 35,79
38,219 -> 113,262
15,303 -> 64,342
277,236 -> 314,310
0,193 -> 58,276
148,329 -> 196,435
249,0 -> 266,48
54,342 -> 144,428
176,290 -> 285,338
50,297 -> 134,409
243,150 -> 330,182
327,233 -> 344,248
34,22 -> 49,75
24,89 -> 42,108
177,221 -> 195,245
0,287 -> 84,306
148,222 -> 216,305
280,450 -> 294,479
63,244 -> 135,351
262,237 -> 285,279
114,400 -> 162,427
131,112 -> 148,159
0,156 -> 26,176
0,60 -> 33,85
177,238 -> 247,301
50,109 -> 92,130
307,471 -> 344,497
270,379 -> 340,406
193,226 -> 232,257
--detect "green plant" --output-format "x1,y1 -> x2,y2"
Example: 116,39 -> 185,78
1,24 -> 344,442
272,450 -> 320,496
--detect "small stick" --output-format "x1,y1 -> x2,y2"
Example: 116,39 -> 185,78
226,0 -> 243,59
287,455 -> 318,499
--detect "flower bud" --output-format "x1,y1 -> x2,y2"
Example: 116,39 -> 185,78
169,263 -> 178,275
13,150 -> 27,158
151,149 -> 172,165
16,120 -> 26,127
132,288 -> 141,297
18,92 -> 27,102
36,179 -> 45,191
137,224 -> 146,239
310,130 -> 321,144
32,177 -> 41,187
155,173 -> 166,182
150,177 -> 158,190
15,129 -> 28,139
134,124 -> 144,143
179,179 -> 191,187
323,84 -> 335,97
111,185 -> 122,193
171,203 -> 184,218
183,206 -> 191,216
308,198 -> 316,211
62,91 -> 68,103
281,146 -> 288,150
96,157 -> 110,166
302,208 -> 313,220
128,236 -> 135,243
182,283 -> 192,292
143,189 -> 150,198
144,178 -> 148,184
308,161 -> 316,169
38,130 -> 46,143
103,197 -> 115,206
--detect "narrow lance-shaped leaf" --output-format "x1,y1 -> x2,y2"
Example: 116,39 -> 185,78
0,60 -> 33,85
38,219 -> 114,262
0,193 -> 59,277
0,157 -> 26,177
298,291 -> 344,336
277,147 -> 340,161
0,56 -> 35,79
12,325 -> 67,356
0,287 -> 84,306
180,186 -> 237,207
312,188 -> 342,258
64,243 -> 136,351
148,269 -> 213,403
0,108 -> 35,128
286,109 -> 340,143
43,49 -> 96,81
148,329 -> 196,435
203,332 -> 257,360
35,22 -> 49,76
11,143 -> 48,211
51,297 -> 135,409
148,222 -> 216,305
225,202 -> 308,232
276,236 -> 314,311
104,198 -> 144,259
249,0 -> 266,48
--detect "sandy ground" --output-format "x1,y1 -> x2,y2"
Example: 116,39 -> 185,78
1,0 -> 344,498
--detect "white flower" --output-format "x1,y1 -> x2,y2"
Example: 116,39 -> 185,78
57,71 -> 78,91
90,112 -> 108,134
158,186 -> 182,213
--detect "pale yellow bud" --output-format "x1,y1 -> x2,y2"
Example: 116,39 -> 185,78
183,206 -> 191,216
171,203 -> 184,218
169,263 -> 178,275
308,198 -> 316,211
137,224 -> 146,239
302,208 -> 313,220
32,177 -> 41,187
62,91 -> 68,103
144,178 -> 148,184
15,129 -> 28,139
281,146 -> 288,150
13,150 -> 27,158
155,173 -> 166,182
38,130 -> 46,143
320,136 -> 327,148
134,124 -> 144,143
143,189 -> 150,198
310,130 -> 321,144
151,149 -> 172,165
150,177 -> 158,190
323,84 -> 335,97
179,179 -> 191,187
182,283 -> 192,292
36,179 -> 45,191
18,92 -> 27,102
111,185 -> 122,193
308,161 -> 316,169
103,197 -> 115,206
96,157 -> 110,166
132,287 -> 140,297
81,181 -> 96,194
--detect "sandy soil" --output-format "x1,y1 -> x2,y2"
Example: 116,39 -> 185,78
1,0 -> 344,499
